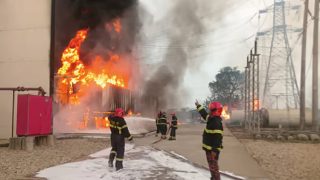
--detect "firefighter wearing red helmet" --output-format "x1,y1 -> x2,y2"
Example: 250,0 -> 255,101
195,100 -> 223,180
108,108 -> 133,171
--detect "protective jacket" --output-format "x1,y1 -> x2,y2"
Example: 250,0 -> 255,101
109,115 -> 132,138
158,113 -> 168,138
196,105 -> 223,152
171,115 -> 178,129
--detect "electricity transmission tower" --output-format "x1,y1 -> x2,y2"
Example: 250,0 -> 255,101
258,0 -> 301,110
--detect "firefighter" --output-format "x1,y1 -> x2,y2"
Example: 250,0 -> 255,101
108,108 -> 133,171
158,111 -> 168,139
195,100 -> 223,180
168,112 -> 178,140
155,111 -> 162,137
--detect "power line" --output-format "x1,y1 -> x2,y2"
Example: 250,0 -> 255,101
142,12 -> 259,46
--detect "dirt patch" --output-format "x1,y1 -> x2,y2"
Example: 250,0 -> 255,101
0,138 -> 108,180
229,126 -> 320,180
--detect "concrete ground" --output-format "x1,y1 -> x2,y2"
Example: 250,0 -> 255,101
134,124 -> 270,180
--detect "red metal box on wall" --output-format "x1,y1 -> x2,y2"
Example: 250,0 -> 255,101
16,94 -> 52,136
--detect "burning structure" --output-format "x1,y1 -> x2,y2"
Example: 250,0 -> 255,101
51,0 -> 140,132
51,0 -> 213,132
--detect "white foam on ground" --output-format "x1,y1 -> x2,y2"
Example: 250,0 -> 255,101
36,144 -> 244,180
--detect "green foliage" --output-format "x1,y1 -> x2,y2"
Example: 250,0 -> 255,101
206,66 -> 244,107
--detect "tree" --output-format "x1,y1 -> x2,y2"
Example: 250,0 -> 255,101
206,66 -> 244,109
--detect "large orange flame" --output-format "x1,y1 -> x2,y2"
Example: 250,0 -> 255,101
253,99 -> 260,111
56,20 -> 128,105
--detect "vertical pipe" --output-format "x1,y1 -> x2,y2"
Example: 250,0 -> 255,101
50,0 -> 55,96
11,91 -> 15,138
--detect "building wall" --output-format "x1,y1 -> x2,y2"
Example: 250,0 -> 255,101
0,0 -> 51,139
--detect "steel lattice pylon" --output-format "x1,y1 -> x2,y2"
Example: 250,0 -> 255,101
262,0 -> 300,110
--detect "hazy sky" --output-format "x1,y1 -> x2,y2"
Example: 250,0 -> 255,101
138,0 -> 318,108
138,0 -> 264,107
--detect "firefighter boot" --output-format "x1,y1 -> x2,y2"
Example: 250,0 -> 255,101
108,161 -> 113,167
108,152 -> 116,167
115,161 -> 123,171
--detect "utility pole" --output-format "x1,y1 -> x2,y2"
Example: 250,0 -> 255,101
312,0 -> 319,131
244,61 -> 248,129
253,40 -> 260,133
244,41 -> 260,134
300,0 -> 309,130
247,56 -> 251,132
251,49 -> 255,133
261,0 -> 300,109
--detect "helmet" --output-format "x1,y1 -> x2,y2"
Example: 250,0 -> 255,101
208,102 -> 223,116
114,108 -> 124,117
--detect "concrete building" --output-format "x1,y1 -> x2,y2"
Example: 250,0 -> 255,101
0,0 -> 51,139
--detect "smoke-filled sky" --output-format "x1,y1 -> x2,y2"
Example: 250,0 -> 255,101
138,0 -> 319,109
138,0 -> 262,108
53,0 -> 319,111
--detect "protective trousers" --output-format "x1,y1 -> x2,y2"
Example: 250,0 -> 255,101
156,124 -> 160,134
205,150 -> 220,180
159,124 -> 167,138
169,128 -> 176,140
108,134 -> 125,170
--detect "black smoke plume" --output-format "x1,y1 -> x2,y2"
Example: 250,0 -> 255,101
53,0 -> 139,70
140,0 -> 205,114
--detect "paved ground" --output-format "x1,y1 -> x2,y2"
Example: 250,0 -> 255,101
37,144 -> 216,180
0,139 -> 9,147
1,123 -> 270,179
134,123 -> 270,180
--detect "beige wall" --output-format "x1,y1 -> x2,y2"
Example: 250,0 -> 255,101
0,0 -> 51,139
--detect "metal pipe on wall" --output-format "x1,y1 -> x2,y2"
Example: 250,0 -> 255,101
11,91 -> 15,138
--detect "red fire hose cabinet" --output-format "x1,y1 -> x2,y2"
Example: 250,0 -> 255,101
16,94 -> 52,136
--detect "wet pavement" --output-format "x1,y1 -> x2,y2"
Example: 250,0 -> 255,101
134,123 -> 270,180
36,123 -> 268,180
36,144 -> 239,180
